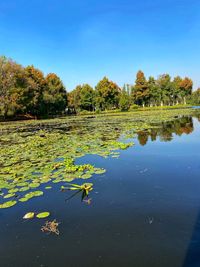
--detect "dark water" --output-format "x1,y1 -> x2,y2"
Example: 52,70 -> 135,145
1,116 -> 200,267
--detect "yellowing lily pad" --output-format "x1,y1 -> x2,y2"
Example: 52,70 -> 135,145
23,212 -> 35,219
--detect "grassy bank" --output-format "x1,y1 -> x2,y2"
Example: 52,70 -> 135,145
78,104 -> 193,116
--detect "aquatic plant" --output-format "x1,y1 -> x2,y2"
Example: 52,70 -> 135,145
36,212 -> 50,219
0,108 -> 198,209
64,183 -> 93,201
41,220 -> 60,235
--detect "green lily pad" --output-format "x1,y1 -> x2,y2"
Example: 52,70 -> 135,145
0,108 -> 195,209
52,179 -> 62,183
8,188 -> 19,194
29,182 -> 40,188
36,212 -> 50,219
18,182 -> 29,187
0,200 -> 17,209
19,191 -> 43,202
3,193 -> 15,199
19,186 -> 30,192
81,173 -> 92,179
94,168 -> 106,174
45,186 -> 52,190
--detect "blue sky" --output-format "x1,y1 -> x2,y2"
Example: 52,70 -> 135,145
0,0 -> 200,90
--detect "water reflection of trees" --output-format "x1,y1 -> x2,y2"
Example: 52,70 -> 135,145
137,116 -> 194,146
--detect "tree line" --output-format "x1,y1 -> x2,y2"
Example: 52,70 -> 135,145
0,56 -> 67,119
0,56 -> 198,119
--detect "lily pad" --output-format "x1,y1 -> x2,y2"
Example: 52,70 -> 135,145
8,188 -> 19,194
29,182 -> 40,188
36,212 -> 50,219
19,186 -> 30,192
23,212 -> 35,219
45,186 -> 52,190
0,109 -> 196,209
19,191 -> 43,202
3,193 -> 15,199
0,200 -> 17,209
94,168 -> 106,174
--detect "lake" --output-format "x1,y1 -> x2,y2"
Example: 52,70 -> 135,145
0,109 -> 200,267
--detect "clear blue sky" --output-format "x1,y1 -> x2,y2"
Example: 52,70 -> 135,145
0,0 -> 200,90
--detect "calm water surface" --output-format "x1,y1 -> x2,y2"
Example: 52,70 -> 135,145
1,116 -> 200,267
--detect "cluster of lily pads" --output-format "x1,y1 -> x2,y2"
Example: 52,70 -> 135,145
23,211 -> 50,219
0,108 -> 198,209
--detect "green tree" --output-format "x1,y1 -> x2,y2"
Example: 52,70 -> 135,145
189,88 -> 200,105
43,73 -> 67,115
148,76 -> 161,106
79,84 -> 95,111
95,77 -> 121,110
157,74 -> 172,106
67,85 -> 82,114
119,90 -> 130,111
68,84 -> 94,113
0,56 -> 68,118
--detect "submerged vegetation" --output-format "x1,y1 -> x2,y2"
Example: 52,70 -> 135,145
0,108 -> 199,210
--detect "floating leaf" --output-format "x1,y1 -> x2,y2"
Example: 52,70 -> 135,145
36,212 -> 50,219
3,193 -> 15,199
19,191 -> 43,202
94,168 -> 106,174
29,182 -> 40,188
8,188 -> 19,194
81,173 -> 92,179
45,186 -> 52,190
23,212 -> 35,219
0,109 -> 195,209
19,186 -> 30,192
0,200 -> 17,209
0,182 -> 10,189
52,179 -> 62,183
18,182 -> 29,187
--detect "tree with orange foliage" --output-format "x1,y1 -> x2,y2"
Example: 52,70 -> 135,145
132,71 -> 149,107
180,77 -> 193,105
